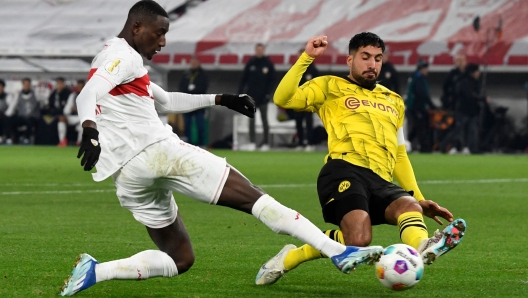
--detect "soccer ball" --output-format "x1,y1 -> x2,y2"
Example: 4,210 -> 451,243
375,244 -> 424,291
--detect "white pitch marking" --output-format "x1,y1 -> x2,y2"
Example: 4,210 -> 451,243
1,178 -> 527,195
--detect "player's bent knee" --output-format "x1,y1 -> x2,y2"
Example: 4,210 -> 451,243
385,196 -> 422,224
343,234 -> 372,247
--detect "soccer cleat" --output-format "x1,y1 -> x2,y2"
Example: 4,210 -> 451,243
330,245 -> 384,274
418,218 -> 467,265
58,138 -> 68,147
59,253 -> 98,296
255,244 -> 296,285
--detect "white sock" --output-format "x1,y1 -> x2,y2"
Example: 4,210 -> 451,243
252,194 -> 346,257
95,250 -> 178,282
76,124 -> 82,143
58,121 -> 67,141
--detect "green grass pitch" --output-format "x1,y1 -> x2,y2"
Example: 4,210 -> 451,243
0,146 -> 527,297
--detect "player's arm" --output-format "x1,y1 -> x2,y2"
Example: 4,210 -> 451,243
151,82 -> 256,118
393,128 -> 424,201
393,127 -> 454,224
76,57 -> 133,171
274,36 -> 328,111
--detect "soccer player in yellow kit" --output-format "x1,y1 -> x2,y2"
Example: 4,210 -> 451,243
255,32 -> 467,286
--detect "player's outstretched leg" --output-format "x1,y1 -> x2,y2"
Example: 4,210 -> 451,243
60,254 -> 98,296
418,218 -> 466,265
218,168 -> 383,281
255,228 -> 383,285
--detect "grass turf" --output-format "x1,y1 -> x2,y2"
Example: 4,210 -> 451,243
0,146 -> 527,297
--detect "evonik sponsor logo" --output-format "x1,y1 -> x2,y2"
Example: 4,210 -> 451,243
344,97 -> 399,117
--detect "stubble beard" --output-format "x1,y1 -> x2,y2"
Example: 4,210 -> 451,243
351,66 -> 377,90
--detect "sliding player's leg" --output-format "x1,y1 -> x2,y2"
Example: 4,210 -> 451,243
217,166 -> 383,279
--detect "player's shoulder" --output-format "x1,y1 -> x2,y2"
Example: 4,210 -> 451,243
94,38 -> 140,64
374,84 -> 404,102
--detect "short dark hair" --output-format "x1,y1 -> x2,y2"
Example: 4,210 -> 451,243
0,79 -> 5,87
56,77 -> 65,82
416,57 -> 429,70
22,77 -> 31,83
129,0 -> 168,21
465,63 -> 479,74
255,43 -> 265,48
348,32 -> 385,54
77,79 -> 86,85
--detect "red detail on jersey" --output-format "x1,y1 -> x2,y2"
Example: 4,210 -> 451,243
137,269 -> 142,280
87,68 -> 153,99
295,213 -> 300,220
95,105 -> 102,115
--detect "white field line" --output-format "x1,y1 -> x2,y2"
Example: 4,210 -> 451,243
1,178 -> 527,196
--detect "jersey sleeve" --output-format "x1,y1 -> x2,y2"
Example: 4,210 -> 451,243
393,127 -> 424,201
273,52 -> 326,113
91,55 -> 136,88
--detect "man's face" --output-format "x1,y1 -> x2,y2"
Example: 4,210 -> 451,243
22,80 -> 31,91
347,46 -> 383,89
255,45 -> 265,57
455,54 -> 467,70
190,57 -> 200,69
56,80 -> 65,91
0,84 -> 4,93
133,15 -> 169,60
76,82 -> 85,92
472,70 -> 481,80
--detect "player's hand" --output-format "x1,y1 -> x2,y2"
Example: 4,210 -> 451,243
77,127 -> 101,171
305,36 -> 328,58
419,200 -> 453,225
219,94 -> 256,118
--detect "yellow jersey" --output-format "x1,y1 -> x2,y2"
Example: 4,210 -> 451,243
275,52 -> 424,200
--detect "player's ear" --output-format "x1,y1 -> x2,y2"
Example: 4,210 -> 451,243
346,54 -> 354,67
132,21 -> 142,35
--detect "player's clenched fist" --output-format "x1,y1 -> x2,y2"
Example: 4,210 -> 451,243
305,35 -> 328,58
77,127 -> 101,171
219,94 -> 256,118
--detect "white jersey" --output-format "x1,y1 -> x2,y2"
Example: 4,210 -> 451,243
88,37 -> 173,181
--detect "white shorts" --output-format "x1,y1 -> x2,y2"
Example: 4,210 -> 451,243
66,115 -> 80,126
111,134 -> 230,228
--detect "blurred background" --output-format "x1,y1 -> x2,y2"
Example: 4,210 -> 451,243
0,0 -> 526,153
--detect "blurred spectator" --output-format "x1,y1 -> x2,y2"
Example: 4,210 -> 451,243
5,78 -> 40,145
179,56 -> 209,147
440,63 -> 487,154
63,79 -> 86,146
379,47 -> 400,94
238,43 -> 275,151
405,58 -> 437,152
441,53 -> 467,111
0,79 -> 9,144
43,77 -> 71,146
293,48 -> 319,152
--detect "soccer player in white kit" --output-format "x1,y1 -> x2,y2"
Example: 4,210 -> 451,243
59,1 -> 384,296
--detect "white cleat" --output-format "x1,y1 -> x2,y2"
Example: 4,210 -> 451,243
418,218 -> 467,265
255,244 -> 296,285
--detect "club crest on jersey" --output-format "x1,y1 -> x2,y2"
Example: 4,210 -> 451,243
91,139 -> 99,146
105,59 -> 121,75
338,180 -> 351,193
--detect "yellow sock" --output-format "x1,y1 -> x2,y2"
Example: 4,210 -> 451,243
283,230 -> 345,271
397,211 -> 428,249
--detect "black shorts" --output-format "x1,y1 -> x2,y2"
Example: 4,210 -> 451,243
317,159 -> 411,226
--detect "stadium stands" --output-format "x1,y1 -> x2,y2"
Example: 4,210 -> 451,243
0,0 -> 526,72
